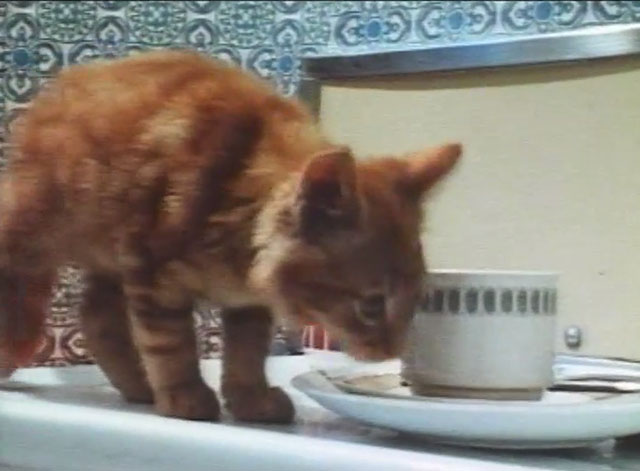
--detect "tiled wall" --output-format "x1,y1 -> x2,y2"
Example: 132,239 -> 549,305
1,1 -> 638,366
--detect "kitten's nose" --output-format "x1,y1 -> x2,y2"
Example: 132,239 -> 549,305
362,294 -> 385,312
357,294 -> 386,325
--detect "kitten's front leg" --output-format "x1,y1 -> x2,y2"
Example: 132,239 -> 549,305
221,306 -> 295,424
120,245 -> 219,420
126,295 -> 220,420
119,218 -> 219,419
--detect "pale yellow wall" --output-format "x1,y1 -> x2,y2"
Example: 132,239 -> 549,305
318,57 -> 640,360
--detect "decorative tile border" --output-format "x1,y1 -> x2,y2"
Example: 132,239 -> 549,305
420,287 -> 558,315
0,1 -> 636,366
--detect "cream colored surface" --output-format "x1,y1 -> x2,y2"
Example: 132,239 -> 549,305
319,57 -> 640,360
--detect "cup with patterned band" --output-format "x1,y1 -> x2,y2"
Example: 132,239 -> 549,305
402,269 -> 559,400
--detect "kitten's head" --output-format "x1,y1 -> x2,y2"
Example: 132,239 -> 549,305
251,143 -> 461,360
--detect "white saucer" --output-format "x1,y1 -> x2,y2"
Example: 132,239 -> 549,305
291,355 -> 640,450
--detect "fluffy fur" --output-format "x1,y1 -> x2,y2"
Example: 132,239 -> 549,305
0,50 -> 461,422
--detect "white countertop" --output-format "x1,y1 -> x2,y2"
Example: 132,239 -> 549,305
0,351 -> 638,471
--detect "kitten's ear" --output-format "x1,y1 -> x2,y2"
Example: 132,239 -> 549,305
402,143 -> 462,198
297,146 -> 359,235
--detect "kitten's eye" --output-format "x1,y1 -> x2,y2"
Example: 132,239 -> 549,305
355,294 -> 386,326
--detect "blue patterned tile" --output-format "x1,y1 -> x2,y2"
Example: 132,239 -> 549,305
416,1 -> 496,41
4,11 -> 39,44
301,2 -> 332,45
247,17 -> 316,95
0,3 -> 7,38
218,1 -> 276,48
67,42 -> 103,64
94,16 -> 130,55
1,12 -> 63,103
271,1 -> 307,14
323,1 -> 365,17
247,46 -> 277,79
8,1 -> 35,9
4,71 -> 40,103
126,1 -> 187,45
37,1 -> 97,43
67,14 -> 134,64
388,1 -> 430,8
335,2 -> 412,46
593,1 -> 640,22
501,1 -> 587,32
273,18 -> 305,47
184,1 -> 221,14
183,18 -> 220,51
97,1 -> 129,12
28,41 -> 63,74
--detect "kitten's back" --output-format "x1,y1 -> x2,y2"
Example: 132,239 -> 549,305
19,51 -> 282,159
6,51 -> 325,270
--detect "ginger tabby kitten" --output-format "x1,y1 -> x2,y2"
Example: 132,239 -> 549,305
0,51 -> 461,423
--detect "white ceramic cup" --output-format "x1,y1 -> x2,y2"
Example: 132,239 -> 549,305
402,269 -> 559,400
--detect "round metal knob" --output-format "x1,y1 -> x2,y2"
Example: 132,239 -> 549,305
564,325 -> 582,349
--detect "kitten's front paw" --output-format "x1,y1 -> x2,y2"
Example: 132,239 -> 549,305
155,381 -> 220,421
120,383 -> 154,404
113,377 -> 154,404
224,385 -> 295,424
